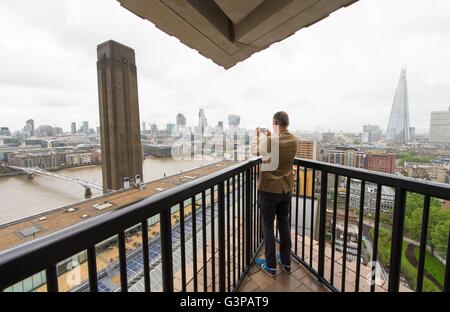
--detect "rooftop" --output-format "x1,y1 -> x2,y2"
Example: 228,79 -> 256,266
0,161 -> 233,251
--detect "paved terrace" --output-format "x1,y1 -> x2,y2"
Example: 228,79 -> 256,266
0,161 -> 233,251
239,233 -> 414,292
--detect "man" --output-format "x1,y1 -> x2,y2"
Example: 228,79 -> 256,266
252,111 -> 298,277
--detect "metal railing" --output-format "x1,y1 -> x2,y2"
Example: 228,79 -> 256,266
291,159 -> 450,292
0,158 -> 449,292
0,159 -> 262,292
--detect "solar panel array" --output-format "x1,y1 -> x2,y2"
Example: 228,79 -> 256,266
92,201 -> 219,292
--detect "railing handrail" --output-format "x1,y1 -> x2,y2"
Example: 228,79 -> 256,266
0,158 -> 261,290
294,158 -> 450,200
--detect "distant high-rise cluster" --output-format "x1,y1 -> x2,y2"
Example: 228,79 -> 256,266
386,68 -> 411,144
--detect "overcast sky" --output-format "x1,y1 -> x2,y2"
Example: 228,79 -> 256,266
1,0 -> 450,134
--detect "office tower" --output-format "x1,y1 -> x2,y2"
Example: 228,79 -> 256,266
37,125 -> 54,137
429,108 -> 450,143
82,121 -> 89,135
176,113 -> 187,127
228,114 -> 241,130
97,40 -> 143,192
215,121 -> 224,134
176,113 -> 187,134
166,123 -> 175,135
26,119 -> 35,136
386,68 -> 411,144
296,140 -> 317,160
197,108 -> 208,134
71,122 -> 77,134
0,127 -> 11,136
142,121 -> 146,132
363,125 -> 382,144
150,123 -> 158,135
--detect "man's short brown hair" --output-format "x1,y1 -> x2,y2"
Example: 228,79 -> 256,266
273,111 -> 289,127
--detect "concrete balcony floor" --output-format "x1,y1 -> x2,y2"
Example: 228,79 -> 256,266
238,244 -> 329,292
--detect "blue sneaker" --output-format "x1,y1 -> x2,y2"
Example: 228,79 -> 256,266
277,253 -> 291,273
255,258 -> 277,277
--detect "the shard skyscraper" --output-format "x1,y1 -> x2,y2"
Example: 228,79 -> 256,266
386,68 -> 411,144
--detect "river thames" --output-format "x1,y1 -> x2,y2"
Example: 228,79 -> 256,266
0,158 -> 215,225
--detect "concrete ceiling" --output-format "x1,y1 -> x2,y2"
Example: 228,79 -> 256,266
117,0 -> 359,69
214,0 -> 265,24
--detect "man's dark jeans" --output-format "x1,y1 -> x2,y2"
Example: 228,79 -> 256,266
258,190 -> 292,269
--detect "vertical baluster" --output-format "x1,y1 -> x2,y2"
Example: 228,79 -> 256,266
416,195 -> 430,292
118,231 -> 128,292
253,166 -> 259,253
180,201 -> 187,292
355,181 -> 365,292
252,166 -> 256,252
310,169 -> 316,267
318,170 -> 328,279
45,265 -> 58,292
330,174 -> 338,286
302,167 -> 307,260
218,181 -> 226,292
341,177 -> 351,292
258,164 -> 262,243
160,209 -> 174,292
210,187 -> 215,292
232,175 -> 236,288
370,184 -> 382,292
242,171 -> 246,270
140,221 -> 151,292
237,173 -> 241,279
202,191 -> 208,292
226,179 -> 231,291
388,187 -> 407,292
245,168 -> 252,266
295,165 -> 300,255
87,245 -> 98,292
250,167 -> 254,255
192,195 -> 198,292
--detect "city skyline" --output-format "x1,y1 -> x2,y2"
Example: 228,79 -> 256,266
1,0 -> 450,133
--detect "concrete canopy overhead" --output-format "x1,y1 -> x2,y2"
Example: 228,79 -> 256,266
117,0 -> 359,69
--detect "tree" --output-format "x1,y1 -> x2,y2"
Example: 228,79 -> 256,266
405,208 -> 422,241
430,220 -> 450,258
403,193 -> 449,255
